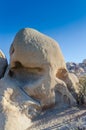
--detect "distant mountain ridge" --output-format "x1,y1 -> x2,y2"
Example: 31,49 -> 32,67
66,59 -> 86,77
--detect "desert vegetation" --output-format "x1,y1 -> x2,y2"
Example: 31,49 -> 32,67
77,76 -> 86,105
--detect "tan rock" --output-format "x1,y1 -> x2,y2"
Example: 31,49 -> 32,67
0,77 -> 40,130
0,28 -> 79,130
9,28 -> 76,108
0,50 -> 8,78
56,68 -> 79,98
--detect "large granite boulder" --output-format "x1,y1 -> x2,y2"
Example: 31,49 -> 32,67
0,28 -> 80,130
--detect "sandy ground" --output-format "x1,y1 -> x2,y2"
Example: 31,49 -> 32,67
28,105 -> 86,130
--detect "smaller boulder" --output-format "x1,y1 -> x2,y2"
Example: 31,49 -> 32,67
0,49 -> 8,78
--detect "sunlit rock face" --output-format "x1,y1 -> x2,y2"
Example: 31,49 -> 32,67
0,50 -> 8,79
0,28 -> 79,130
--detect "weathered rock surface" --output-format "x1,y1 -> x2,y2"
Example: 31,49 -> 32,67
0,77 -> 39,130
0,28 -> 81,130
9,28 -> 66,108
0,50 -> 8,78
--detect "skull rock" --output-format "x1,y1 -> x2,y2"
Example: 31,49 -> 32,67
8,28 -> 77,109
0,49 -> 8,78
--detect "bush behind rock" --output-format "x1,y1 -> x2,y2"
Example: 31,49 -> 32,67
77,76 -> 86,105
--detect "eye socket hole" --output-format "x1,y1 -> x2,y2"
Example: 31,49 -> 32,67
8,70 -> 14,77
56,68 -> 68,79
14,61 -> 23,68
13,61 -> 43,72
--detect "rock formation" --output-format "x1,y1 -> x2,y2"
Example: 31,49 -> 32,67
66,60 -> 86,77
0,50 -> 8,78
0,28 -> 80,130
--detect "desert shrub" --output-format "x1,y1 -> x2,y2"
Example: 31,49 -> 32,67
77,76 -> 86,105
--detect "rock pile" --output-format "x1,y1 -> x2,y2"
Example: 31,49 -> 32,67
66,60 -> 86,77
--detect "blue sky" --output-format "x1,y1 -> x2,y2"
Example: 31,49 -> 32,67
0,0 -> 86,63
